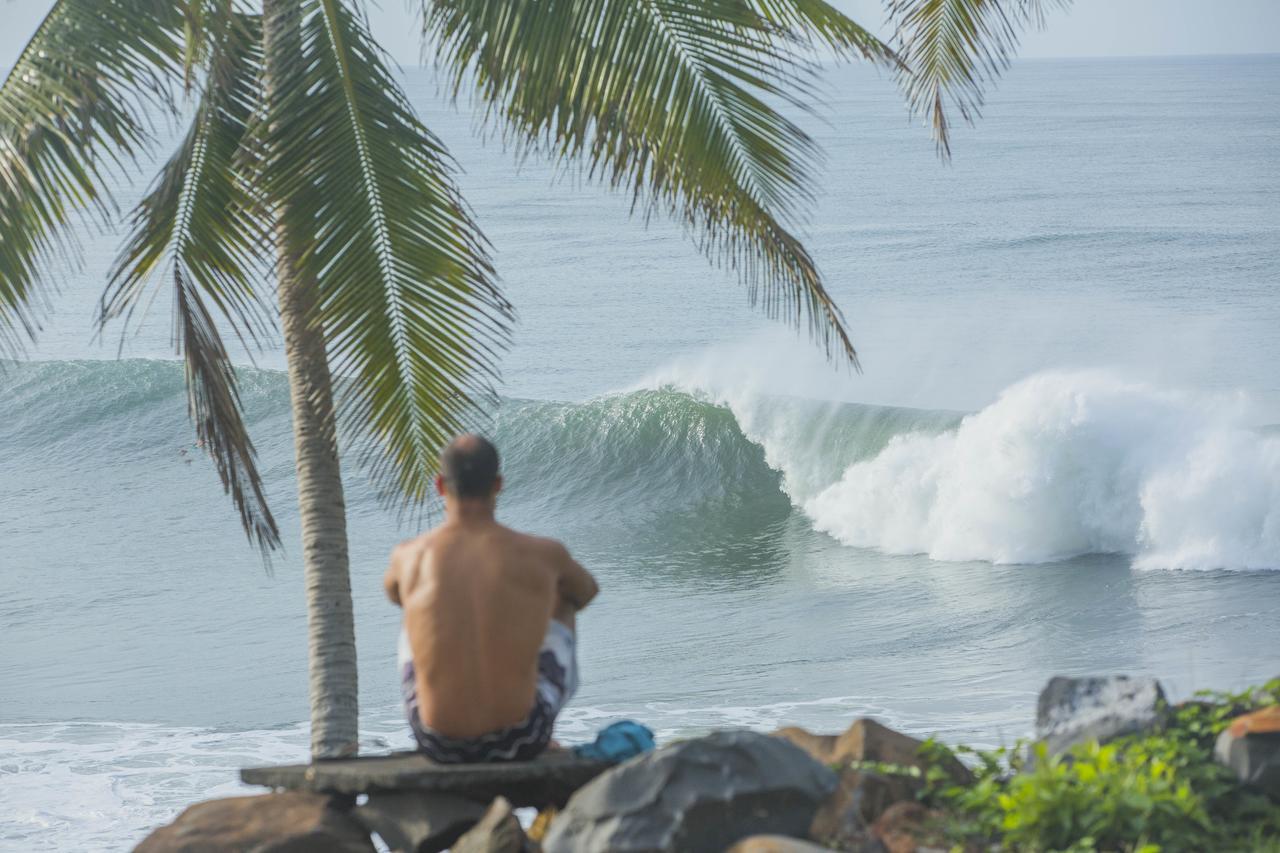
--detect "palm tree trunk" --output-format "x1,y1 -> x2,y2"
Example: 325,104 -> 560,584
277,251 -> 360,760
264,0 -> 358,760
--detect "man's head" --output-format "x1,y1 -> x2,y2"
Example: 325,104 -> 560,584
437,434 -> 502,502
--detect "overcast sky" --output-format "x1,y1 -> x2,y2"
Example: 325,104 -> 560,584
3,0 -> 1280,69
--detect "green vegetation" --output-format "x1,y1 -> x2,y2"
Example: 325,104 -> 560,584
859,679 -> 1280,852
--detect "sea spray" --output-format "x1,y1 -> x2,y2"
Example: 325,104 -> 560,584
800,372 -> 1280,570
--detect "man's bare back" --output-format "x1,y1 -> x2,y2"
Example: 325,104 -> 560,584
384,434 -> 597,753
385,520 -> 596,737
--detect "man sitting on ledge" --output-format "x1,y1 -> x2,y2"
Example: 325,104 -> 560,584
384,434 -> 599,763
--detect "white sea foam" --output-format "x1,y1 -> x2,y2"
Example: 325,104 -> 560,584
640,351 -> 1280,571
803,371 -> 1279,569
0,721 -> 312,851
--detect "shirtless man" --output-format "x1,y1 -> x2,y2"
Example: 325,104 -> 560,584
384,434 -> 599,763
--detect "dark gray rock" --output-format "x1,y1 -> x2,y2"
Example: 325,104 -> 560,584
1214,706 -> 1280,799
1035,675 -> 1166,756
542,730 -> 837,853
352,791 -> 484,853
451,797 -> 530,853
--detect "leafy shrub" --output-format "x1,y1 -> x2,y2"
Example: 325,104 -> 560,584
909,678 -> 1280,852
993,741 -> 1207,851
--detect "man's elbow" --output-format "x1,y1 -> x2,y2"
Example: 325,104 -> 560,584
562,581 -> 598,611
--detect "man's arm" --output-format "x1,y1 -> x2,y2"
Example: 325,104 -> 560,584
387,536 -> 431,607
384,560 -> 399,607
553,542 -> 598,610
383,552 -> 402,607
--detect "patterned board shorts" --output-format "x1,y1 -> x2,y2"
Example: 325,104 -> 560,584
398,620 -> 579,763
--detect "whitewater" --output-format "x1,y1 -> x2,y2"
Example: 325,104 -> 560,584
3,56 -> 1280,849
634,367 -> 1280,572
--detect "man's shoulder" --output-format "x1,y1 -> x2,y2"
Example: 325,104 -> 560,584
391,530 -> 438,562
503,528 -> 570,560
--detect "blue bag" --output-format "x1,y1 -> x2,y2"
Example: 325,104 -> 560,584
572,720 -> 656,762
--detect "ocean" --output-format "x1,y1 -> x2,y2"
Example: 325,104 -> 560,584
2,55 -> 1279,849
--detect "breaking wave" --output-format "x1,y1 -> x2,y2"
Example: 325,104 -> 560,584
641,366 -> 1280,571
3,360 -> 1276,570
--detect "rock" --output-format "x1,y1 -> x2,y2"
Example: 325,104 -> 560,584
772,727 -> 840,762
452,798 -> 529,853
134,791 -> 374,853
809,769 -> 921,847
870,802 -> 947,853
724,834 -> 836,852
352,791 -> 485,853
1214,705 -> 1280,799
1035,675 -> 1166,756
775,718 -> 971,786
773,719 -> 966,848
542,730 -> 837,853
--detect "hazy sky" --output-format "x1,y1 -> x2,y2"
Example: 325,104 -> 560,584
3,0 -> 1280,69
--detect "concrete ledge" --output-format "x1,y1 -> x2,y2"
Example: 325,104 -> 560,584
241,751 -> 613,808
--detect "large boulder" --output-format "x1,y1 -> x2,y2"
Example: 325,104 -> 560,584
352,791 -> 486,853
542,730 -> 837,853
134,792 -> 375,853
1036,675 -> 1166,756
774,718 -> 969,848
1214,705 -> 1280,799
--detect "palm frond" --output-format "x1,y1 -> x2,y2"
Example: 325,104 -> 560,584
103,6 -> 280,554
0,0 -> 185,354
262,0 -> 512,506
887,0 -> 1070,157
751,0 -> 903,66
424,0 -> 860,366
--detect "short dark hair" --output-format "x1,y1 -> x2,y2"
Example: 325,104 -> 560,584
440,434 -> 500,498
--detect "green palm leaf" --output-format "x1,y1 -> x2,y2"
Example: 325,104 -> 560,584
262,0 -> 512,505
751,0 -> 902,65
0,0 -> 185,354
103,7 -> 281,554
424,0 -> 875,366
887,0 -> 1070,157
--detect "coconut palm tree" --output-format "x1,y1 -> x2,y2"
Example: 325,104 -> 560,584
0,0 -> 1065,757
